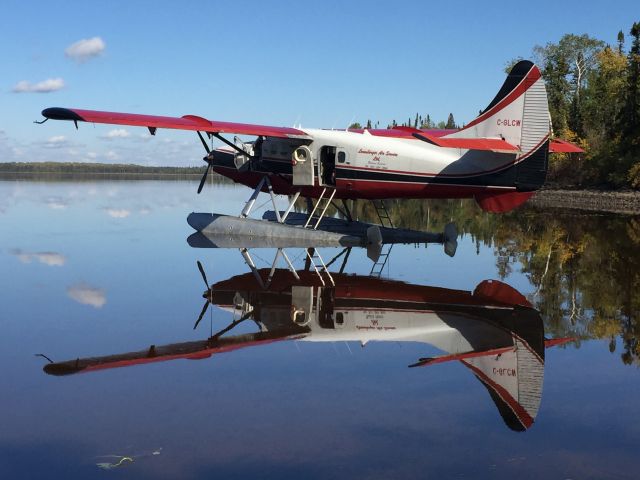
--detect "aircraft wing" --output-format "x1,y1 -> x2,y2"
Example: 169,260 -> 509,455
40,107 -> 310,139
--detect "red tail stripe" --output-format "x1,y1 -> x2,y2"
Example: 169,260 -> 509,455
460,66 -> 542,131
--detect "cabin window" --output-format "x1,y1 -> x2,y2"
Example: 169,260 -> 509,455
338,151 -> 346,163
336,312 -> 344,325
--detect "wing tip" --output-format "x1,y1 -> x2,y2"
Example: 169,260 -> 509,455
42,107 -> 83,121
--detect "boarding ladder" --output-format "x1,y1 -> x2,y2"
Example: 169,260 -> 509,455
372,199 -> 394,228
305,248 -> 335,287
304,188 -> 337,230
370,244 -> 393,278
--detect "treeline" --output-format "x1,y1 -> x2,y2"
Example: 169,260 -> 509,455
349,112 -> 459,130
0,162 -> 207,175
513,21 -> 640,188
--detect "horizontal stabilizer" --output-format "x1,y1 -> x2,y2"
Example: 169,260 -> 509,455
408,346 -> 514,368
412,132 -> 519,153
549,139 -> 584,153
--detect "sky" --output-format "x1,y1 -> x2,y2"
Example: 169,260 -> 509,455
0,0 -> 636,166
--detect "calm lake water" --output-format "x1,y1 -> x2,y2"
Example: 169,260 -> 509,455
1,178 -> 639,479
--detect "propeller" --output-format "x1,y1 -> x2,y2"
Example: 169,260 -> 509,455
193,260 -> 259,334
194,300 -> 210,330
194,260 -> 212,330
197,161 -> 212,194
197,131 -> 212,195
197,260 -> 209,287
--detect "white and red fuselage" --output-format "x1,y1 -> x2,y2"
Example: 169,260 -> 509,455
40,60 -> 582,212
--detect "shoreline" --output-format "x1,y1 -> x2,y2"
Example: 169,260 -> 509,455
2,171 -> 639,214
530,189 -> 640,215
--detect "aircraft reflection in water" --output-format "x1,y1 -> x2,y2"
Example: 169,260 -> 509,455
43,247 -> 571,432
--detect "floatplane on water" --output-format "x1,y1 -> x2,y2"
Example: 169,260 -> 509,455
37,61 -> 582,250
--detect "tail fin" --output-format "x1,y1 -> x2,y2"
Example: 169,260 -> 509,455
449,61 -> 550,155
448,61 -> 551,211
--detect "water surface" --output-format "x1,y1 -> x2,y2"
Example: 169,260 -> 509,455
1,178 -> 639,479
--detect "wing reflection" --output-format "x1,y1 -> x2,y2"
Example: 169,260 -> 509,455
43,264 -> 570,431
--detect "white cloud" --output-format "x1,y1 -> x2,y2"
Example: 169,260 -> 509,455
12,78 -> 65,93
34,252 -> 66,266
10,248 -> 66,266
45,196 -> 69,209
41,135 -> 69,149
102,129 -> 130,139
104,208 -> 130,218
65,37 -> 106,63
104,150 -> 120,161
67,283 -> 106,308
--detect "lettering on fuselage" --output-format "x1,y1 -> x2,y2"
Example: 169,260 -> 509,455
357,148 -> 397,170
354,311 -> 396,330
493,367 -> 517,376
496,119 -> 521,127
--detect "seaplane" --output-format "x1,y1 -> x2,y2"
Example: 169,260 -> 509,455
41,256 -> 572,431
37,60 -> 582,245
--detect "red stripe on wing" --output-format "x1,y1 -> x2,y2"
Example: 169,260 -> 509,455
42,107 -> 308,139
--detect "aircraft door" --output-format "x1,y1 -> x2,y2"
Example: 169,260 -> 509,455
319,146 -> 339,186
291,286 -> 315,326
292,145 -> 315,186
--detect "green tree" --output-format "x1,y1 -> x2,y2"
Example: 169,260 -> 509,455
620,22 -> 640,187
445,113 -> 456,129
420,114 -> 433,129
534,34 -> 605,136
581,46 -> 627,183
620,23 -> 640,142
618,30 -> 625,54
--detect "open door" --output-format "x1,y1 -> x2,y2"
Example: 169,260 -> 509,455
292,146 -> 315,186
320,146 -> 337,186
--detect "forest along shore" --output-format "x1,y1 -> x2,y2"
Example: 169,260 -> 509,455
530,189 -> 640,214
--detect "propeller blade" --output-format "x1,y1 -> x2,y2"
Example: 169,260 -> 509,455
197,162 -> 211,194
197,261 -> 209,287
197,131 -> 211,154
193,301 -> 209,330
